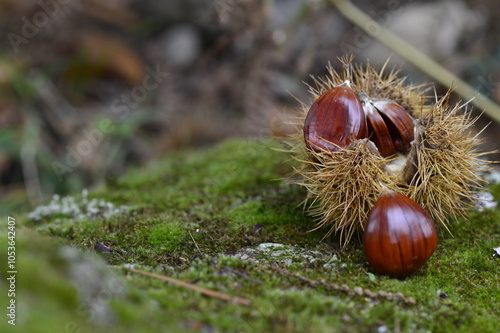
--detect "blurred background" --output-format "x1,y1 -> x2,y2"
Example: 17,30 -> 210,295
1,0 -> 499,210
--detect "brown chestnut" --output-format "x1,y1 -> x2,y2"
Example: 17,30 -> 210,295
304,81 -> 367,152
371,100 -> 415,152
363,99 -> 415,157
363,190 -> 438,278
364,102 -> 397,157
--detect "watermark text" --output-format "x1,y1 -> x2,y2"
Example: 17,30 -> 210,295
6,216 -> 17,326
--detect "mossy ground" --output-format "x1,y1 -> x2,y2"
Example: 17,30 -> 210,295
1,138 -> 499,333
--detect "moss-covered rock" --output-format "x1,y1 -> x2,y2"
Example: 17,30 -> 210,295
2,138 -> 500,332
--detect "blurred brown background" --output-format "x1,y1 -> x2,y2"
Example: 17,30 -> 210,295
1,0 -> 499,208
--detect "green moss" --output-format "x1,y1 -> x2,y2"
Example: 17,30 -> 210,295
0,229 -> 187,333
145,220 -> 185,250
4,138 -> 500,332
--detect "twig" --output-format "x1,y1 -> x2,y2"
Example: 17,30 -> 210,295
221,267 -> 263,285
111,265 -> 251,306
329,0 -> 500,124
271,266 -> 416,305
188,230 -> 202,255
20,118 -> 44,205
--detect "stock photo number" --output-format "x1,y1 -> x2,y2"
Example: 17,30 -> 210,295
6,216 -> 17,326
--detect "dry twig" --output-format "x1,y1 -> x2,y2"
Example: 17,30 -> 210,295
271,266 -> 416,305
111,265 -> 251,306
188,230 -> 202,255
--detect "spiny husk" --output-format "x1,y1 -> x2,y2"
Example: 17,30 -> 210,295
304,57 -> 428,117
403,91 -> 491,231
286,58 -> 491,248
293,139 -> 399,245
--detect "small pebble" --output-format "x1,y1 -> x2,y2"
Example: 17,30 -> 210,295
405,297 -> 416,305
353,286 -> 363,296
94,242 -> 115,253
394,292 -> 405,300
493,247 -> 500,258
364,289 -> 376,298
377,325 -> 388,333
437,289 -> 448,299
252,223 -> 264,234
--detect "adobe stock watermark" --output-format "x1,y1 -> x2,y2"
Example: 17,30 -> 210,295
6,216 -> 17,326
7,0 -> 80,54
51,65 -> 169,181
340,0 -> 411,55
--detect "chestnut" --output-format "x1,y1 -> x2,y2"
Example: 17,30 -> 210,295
287,57 -> 490,276
363,190 -> 438,278
363,99 -> 415,157
303,81 -> 367,152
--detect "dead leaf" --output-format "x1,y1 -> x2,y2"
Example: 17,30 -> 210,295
78,32 -> 145,85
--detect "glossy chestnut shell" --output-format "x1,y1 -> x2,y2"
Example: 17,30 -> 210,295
363,191 -> 438,278
303,81 -> 367,152
363,100 -> 415,157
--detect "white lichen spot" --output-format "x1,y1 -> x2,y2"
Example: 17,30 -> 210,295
475,191 -> 498,212
228,242 -> 331,267
323,254 -> 339,269
484,169 -> 500,184
28,189 -> 129,222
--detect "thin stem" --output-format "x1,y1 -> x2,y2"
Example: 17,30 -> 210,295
111,265 -> 251,306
